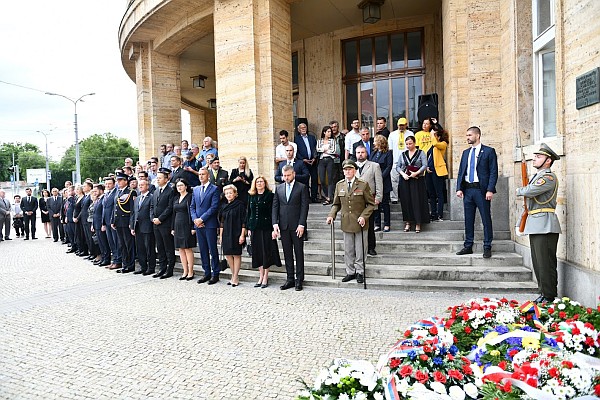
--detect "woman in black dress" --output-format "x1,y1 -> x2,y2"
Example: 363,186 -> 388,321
371,135 -> 394,232
171,178 -> 196,280
229,156 -> 253,205
395,135 -> 430,233
39,189 -> 52,238
246,176 -> 281,288
219,184 -> 247,286
73,185 -> 88,255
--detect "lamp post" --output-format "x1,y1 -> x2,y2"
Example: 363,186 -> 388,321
36,130 -> 53,190
45,92 -> 95,183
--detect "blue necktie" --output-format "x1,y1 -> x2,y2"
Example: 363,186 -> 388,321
468,147 -> 476,183
365,141 -> 370,156
286,183 -> 291,201
200,185 -> 205,201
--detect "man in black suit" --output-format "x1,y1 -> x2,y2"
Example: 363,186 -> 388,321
295,122 -> 319,202
102,177 -> 120,269
208,157 -> 229,192
272,165 -> 310,291
79,181 -> 94,259
456,126 -> 499,258
169,155 -> 185,184
46,188 -> 63,242
275,145 -> 310,186
21,187 -> 38,240
351,127 -> 375,161
91,184 -> 111,266
111,172 -> 136,273
130,179 -> 156,275
151,168 -> 175,278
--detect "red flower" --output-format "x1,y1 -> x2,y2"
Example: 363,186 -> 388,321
420,354 -> 429,361
433,371 -> 447,384
447,354 -> 455,361
399,364 -> 413,377
594,383 -> 600,396
390,358 -> 401,369
415,370 -> 429,384
501,380 -> 512,393
404,330 -> 411,338
448,369 -> 464,381
464,326 -> 472,334
571,326 -> 581,335
559,311 -> 567,319
548,308 -> 555,314
509,349 -> 519,358
587,307 -> 593,314
429,326 -> 438,335
561,360 -> 574,369
484,312 -> 493,319
498,361 -> 508,371
525,377 -> 538,387
526,314 -> 533,321
573,314 -> 580,320
423,345 -> 432,353
462,364 -> 473,375
548,367 -> 559,378
584,322 -> 594,330
585,337 -> 594,346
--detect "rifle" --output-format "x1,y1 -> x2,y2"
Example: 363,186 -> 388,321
517,132 -> 529,234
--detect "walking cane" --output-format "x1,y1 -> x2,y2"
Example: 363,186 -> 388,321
359,224 -> 367,290
330,220 -> 336,280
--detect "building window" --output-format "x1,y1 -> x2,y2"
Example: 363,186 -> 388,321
343,30 -> 424,133
533,0 -> 556,139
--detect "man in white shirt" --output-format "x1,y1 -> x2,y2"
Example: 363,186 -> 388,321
344,119 -> 362,161
275,130 -> 297,163
388,117 -> 414,203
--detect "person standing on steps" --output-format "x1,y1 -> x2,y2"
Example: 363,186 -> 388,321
21,187 -> 38,240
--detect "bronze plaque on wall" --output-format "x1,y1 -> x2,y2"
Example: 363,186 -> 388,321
576,68 -> 600,109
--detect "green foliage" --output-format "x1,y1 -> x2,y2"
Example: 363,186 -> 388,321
0,142 -> 43,182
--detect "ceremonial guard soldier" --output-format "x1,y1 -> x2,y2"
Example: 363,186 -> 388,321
111,171 -> 137,273
516,143 -> 561,303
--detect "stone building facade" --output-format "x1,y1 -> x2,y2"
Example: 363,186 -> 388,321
119,0 -> 600,305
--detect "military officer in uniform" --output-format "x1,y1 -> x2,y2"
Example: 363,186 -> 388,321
111,172 -> 137,273
326,159 -> 375,284
516,143 -> 561,303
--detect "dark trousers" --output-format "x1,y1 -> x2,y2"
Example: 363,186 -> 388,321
307,162 -> 319,200
530,233 -> 559,299
196,227 -> 219,276
317,157 -> 336,200
154,225 -> 175,274
75,222 -> 87,254
23,214 -> 36,238
0,214 -> 10,239
280,228 -> 305,283
66,222 -> 76,250
105,224 -> 120,263
97,228 -> 110,263
82,221 -> 94,255
367,213 -> 376,251
13,217 -> 24,236
426,172 -> 445,218
115,226 -> 135,269
374,192 -> 391,228
463,187 -> 493,249
135,230 -> 156,273
51,216 -> 62,241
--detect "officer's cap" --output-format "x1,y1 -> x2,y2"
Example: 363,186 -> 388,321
115,171 -> 128,180
342,160 -> 357,170
533,143 -> 560,161
158,167 -> 172,175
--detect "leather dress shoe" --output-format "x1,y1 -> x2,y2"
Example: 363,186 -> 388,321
66,249 -> 76,254
78,252 -> 89,257
142,271 -> 154,276
280,281 -> 295,290
356,274 -> 364,284
197,275 -> 211,284
133,270 -> 144,275
456,247 -> 473,255
86,255 -> 95,260
93,260 -> 101,265
5,237 -> 12,240
207,276 -> 219,285
24,237 -> 29,240
160,273 -> 174,279
341,274 -> 356,282
483,248 -> 492,258
367,249 -> 377,256
295,283 -> 303,291
98,261 -> 111,267
32,237 -> 38,240
117,268 -> 133,273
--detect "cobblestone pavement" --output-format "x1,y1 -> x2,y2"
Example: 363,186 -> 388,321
0,228 -> 534,399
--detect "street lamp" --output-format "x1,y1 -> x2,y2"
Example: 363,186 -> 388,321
45,91 -> 95,183
36,129 -> 53,191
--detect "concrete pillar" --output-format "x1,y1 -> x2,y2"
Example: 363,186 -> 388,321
213,0 -> 293,175
185,106 -> 206,146
135,42 -> 182,162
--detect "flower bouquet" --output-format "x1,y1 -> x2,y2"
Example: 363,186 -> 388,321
297,358 -> 385,400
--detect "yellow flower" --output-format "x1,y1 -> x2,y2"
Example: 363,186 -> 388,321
477,331 -> 499,347
490,350 -> 501,357
522,337 -> 540,349
562,297 -> 570,301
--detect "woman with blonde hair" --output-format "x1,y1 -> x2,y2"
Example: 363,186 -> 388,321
229,156 -> 254,205
371,135 -> 393,232
246,176 -> 281,288
219,184 -> 247,286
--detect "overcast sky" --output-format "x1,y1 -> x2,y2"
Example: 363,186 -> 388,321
0,1 -> 140,160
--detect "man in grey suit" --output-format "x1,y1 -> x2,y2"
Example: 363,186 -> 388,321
516,143 -> 561,304
46,188 -> 64,242
272,165 -> 310,291
130,179 -> 156,275
0,190 -> 11,241
355,145 -> 383,256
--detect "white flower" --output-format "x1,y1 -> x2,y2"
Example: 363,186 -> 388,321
374,393 -> 384,400
430,381 -> 447,395
397,378 -> 410,396
339,394 -> 350,400
448,386 -> 465,400
463,383 -> 478,399
558,303 -> 566,310
353,392 -> 368,400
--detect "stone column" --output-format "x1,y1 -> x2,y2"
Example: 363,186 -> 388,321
135,42 -> 182,162
184,105 -> 206,146
213,0 -> 293,175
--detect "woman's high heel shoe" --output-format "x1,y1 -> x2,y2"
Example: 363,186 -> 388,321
185,275 -> 195,281
404,223 -> 411,232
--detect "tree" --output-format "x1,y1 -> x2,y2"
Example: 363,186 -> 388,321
58,133 -> 138,181
0,142 -> 43,182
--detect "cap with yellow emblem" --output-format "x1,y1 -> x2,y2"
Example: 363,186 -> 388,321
533,143 -> 560,161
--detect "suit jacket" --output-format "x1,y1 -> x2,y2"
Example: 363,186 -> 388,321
46,196 -> 62,217
295,133 -> 318,161
92,197 -> 104,231
20,195 -> 38,215
150,184 -> 175,226
130,192 -> 154,234
79,194 -> 92,223
456,144 -> 498,194
275,159 -> 310,185
190,183 -> 220,229
102,189 -> 117,227
351,138 -> 375,161
328,178 -> 376,233
371,150 -> 393,194
272,180 -> 309,230
0,197 -> 11,218
208,168 -> 229,191
65,196 -> 76,223
516,168 -> 561,235
356,160 -> 383,203
169,167 -> 185,184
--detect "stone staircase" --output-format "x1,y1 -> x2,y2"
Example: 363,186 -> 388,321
177,204 -> 537,293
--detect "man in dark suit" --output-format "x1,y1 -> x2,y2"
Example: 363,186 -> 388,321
91,184 -> 111,266
111,172 -> 136,273
191,168 -> 221,284
102,177 -> 120,269
275,145 -> 310,185
64,187 -> 77,252
351,127 -> 375,161
79,181 -> 94,259
169,155 -> 185,184
21,187 -> 38,240
130,179 -> 156,275
272,165 -> 310,291
46,188 -> 63,242
295,122 -> 319,202
455,126 -> 498,258
208,157 -> 229,193
151,168 -> 176,278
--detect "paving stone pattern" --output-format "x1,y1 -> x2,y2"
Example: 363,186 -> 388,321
0,229 -> 533,399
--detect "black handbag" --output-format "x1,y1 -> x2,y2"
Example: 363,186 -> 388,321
219,244 -> 228,271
